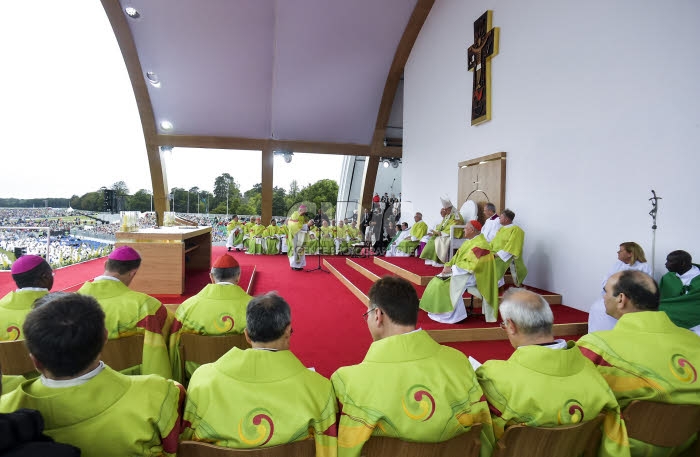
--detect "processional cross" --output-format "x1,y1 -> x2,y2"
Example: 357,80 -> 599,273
467,10 -> 500,125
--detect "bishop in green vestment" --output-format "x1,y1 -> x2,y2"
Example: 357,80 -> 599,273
226,215 -> 245,251
478,289 -> 630,457
489,209 -> 527,286
420,221 -> 499,323
0,293 -> 184,457
578,270 -> 700,456
332,277 -> 494,457
420,199 -> 465,266
182,293 -> 337,457
77,246 -> 172,379
0,255 -> 53,341
169,254 -> 251,385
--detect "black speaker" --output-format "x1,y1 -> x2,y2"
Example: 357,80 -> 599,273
103,189 -> 115,213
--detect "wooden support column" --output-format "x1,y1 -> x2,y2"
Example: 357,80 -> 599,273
359,156 -> 380,212
261,145 -> 274,225
146,144 -> 169,225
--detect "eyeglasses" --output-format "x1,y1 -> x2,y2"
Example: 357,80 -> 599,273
362,307 -> 378,321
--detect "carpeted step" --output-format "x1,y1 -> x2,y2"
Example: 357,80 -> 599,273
324,258 -> 375,307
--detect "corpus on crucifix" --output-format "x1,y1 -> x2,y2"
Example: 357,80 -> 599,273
467,10 -> 500,126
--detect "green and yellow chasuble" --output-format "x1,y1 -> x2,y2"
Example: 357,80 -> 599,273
246,223 -> 266,254
489,224 -> 527,285
0,289 -> 48,341
396,221 -> 428,255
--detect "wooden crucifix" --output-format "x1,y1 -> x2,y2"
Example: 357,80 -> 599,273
467,10 -> 500,126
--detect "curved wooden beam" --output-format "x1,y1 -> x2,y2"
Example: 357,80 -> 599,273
100,0 -> 169,224
359,0 -> 435,211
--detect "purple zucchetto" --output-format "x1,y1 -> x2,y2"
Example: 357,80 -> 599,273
108,246 -> 141,261
10,255 -> 46,275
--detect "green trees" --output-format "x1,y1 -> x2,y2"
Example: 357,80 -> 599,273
0,177 -> 340,218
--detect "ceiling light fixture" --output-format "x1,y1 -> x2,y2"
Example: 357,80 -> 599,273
159,146 -> 173,153
382,159 -> 390,168
160,120 -> 173,131
124,7 -> 140,18
146,71 -> 160,88
273,150 -> 294,163
391,159 -> 400,168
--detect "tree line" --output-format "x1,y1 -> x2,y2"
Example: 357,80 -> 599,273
0,174 -> 339,217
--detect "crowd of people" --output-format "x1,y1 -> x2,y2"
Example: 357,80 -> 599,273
0,244 -> 697,456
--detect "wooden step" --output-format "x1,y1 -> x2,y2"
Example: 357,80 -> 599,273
371,257 -> 563,305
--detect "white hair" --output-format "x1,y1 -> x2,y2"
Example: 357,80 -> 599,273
499,288 -> 553,335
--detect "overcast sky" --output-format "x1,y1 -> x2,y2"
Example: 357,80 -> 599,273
0,1 -> 342,200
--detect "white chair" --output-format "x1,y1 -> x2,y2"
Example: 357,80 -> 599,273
447,200 -> 478,261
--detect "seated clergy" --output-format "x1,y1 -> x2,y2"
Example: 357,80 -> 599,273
168,254 -> 252,385
334,220 -> 349,255
388,213 -> 428,257
262,219 -> 283,255
481,203 -> 501,242
420,221 -> 499,323
319,220 -> 335,255
226,215 -> 245,252
0,255 -> 53,341
658,250 -> 700,334
476,288 -> 630,457
245,217 -> 265,255
578,270 -> 700,456
0,293 -> 184,457
420,197 -> 464,267
182,292 -> 337,456
332,277 -> 494,457
77,246 -> 172,379
489,209 -> 527,286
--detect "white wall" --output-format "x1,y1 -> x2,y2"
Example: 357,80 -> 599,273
404,0 -> 700,309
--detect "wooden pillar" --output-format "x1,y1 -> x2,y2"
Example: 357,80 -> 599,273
147,144 -> 169,226
261,145 -> 274,225
359,155 -> 380,213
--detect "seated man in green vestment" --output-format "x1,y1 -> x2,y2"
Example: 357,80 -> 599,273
332,277 -> 494,457
477,289 -> 630,457
319,220 -> 335,255
420,198 -> 465,267
226,215 -> 245,252
0,293 -> 184,457
182,292 -> 338,457
420,220 -> 499,323
489,209 -> 527,286
658,250 -> 700,334
578,270 -> 700,456
77,246 -> 172,379
262,219 -> 283,255
169,253 -> 252,385
0,255 -> 53,341
245,217 -> 266,255
387,213 -> 427,257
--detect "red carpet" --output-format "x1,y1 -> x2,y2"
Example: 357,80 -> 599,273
0,248 -> 588,378
377,256 -> 444,276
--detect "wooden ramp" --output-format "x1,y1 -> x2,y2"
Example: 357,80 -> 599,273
325,257 -> 586,344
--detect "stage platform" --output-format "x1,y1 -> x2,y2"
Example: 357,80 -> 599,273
324,256 -> 587,344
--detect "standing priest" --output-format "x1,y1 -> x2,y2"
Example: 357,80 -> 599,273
286,205 -> 311,271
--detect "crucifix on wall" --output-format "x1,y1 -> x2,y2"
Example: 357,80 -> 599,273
467,10 -> 500,126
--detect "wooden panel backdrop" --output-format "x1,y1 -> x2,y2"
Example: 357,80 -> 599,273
457,152 -> 506,223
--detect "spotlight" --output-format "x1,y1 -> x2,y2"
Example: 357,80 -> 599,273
160,120 -> 173,131
284,152 -> 293,163
146,71 -> 161,88
382,159 -> 390,168
124,7 -> 140,18
159,146 -> 173,153
391,159 -> 400,168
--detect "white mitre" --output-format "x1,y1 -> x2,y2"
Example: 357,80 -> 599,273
440,195 -> 453,209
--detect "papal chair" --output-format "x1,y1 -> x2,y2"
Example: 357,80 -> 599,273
623,400 -> 700,455
0,339 -> 35,375
178,332 -> 251,369
491,414 -> 605,457
178,439 -> 315,457
101,334 -> 144,371
360,424 -> 483,457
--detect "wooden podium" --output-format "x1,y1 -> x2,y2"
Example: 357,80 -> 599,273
115,226 -> 212,295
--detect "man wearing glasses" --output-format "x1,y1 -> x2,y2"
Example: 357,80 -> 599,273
477,288 -> 629,457
332,276 -> 494,457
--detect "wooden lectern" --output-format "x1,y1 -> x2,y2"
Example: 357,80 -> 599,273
115,226 -> 212,295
